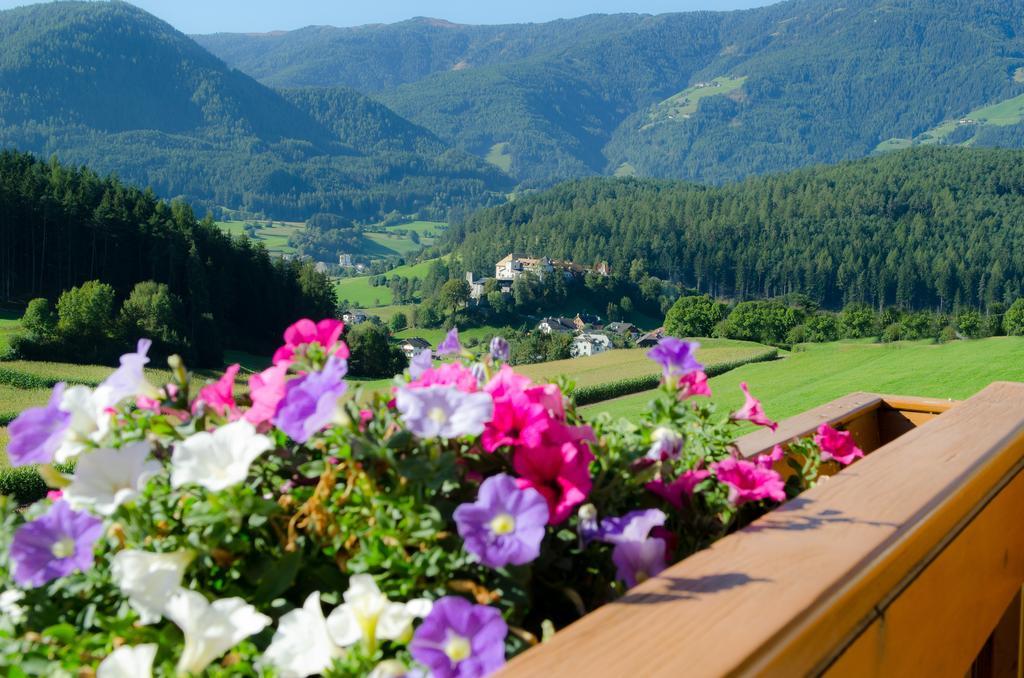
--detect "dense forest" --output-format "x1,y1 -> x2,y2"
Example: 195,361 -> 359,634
200,0 -> 1024,190
0,151 -> 336,362
0,2 -> 508,220
449,147 -> 1024,312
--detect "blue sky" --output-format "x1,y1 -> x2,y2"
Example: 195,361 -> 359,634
0,0 -> 779,33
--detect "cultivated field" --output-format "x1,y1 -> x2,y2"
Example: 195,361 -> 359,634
645,75 -> 747,128
585,337 -> 1024,421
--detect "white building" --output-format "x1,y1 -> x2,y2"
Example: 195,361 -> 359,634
342,310 -> 368,325
571,333 -> 612,357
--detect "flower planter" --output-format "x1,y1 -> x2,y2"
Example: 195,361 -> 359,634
500,383 -> 1024,677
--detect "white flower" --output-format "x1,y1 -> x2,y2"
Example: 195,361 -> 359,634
64,442 -> 161,515
55,385 -> 114,463
170,420 -> 272,491
164,589 -> 270,675
262,591 -> 344,678
99,339 -> 159,404
326,574 -> 432,653
97,643 -> 157,678
369,660 -> 414,678
110,550 -> 194,624
0,590 -> 26,625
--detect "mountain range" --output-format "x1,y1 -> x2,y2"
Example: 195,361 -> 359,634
2,0 -> 1024,220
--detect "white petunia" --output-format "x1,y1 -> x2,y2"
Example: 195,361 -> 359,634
99,339 -> 158,405
0,589 -> 26,625
64,442 -> 161,515
170,420 -> 272,491
96,643 -> 157,678
326,574 -> 432,653
261,591 -> 344,678
55,385 -> 114,463
164,589 -> 270,675
110,550 -> 194,624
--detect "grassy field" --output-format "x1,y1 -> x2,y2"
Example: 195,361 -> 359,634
0,360 -> 177,388
0,307 -> 20,353
645,76 -> 747,128
334,257 -> 445,308
394,325 -> 505,347
585,338 -> 1024,421
216,220 -> 303,256
367,304 -> 418,323
876,92 -> 1024,152
485,143 -> 513,173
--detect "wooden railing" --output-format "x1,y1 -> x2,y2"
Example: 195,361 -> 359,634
500,382 -> 1024,677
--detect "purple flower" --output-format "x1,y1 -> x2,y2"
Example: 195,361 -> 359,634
647,337 -> 702,379
645,426 -> 683,462
437,328 -> 462,356
612,537 -> 668,588
594,509 -> 666,545
101,338 -> 152,404
409,349 -> 433,380
10,501 -> 103,587
396,385 -> 493,439
7,383 -> 71,467
410,596 -> 507,678
454,474 -> 549,568
272,356 -> 348,443
488,337 -> 510,363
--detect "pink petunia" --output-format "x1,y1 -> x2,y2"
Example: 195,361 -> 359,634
482,367 -> 552,452
192,364 -> 240,417
678,370 -> 711,399
814,424 -> 864,466
408,362 -> 480,393
755,444 -> 785,469
245,364 -> 289,426
732,382 -> 778,431
512,421 -> 595,524
645,469 -> 711,509
358,409 -> 374,431
711,456 -> 786,506
272,318 -> 349,366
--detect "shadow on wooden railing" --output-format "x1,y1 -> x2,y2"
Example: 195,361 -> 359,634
501,382 -> 1024,677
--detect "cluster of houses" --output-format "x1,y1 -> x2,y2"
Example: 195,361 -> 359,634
537,313 -> 665,357
466,253 -> 611,302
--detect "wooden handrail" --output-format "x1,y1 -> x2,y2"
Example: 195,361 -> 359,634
500,383 -> 1024,677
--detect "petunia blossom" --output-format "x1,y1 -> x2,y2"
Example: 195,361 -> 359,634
454,473 -> 549,568
648,337 -> 703,379
436,327 -> 462,356
410,596 -> 507,678
110,549 -> 194,624
273,318 -> 349,366
192,363 -> 240,417
645,470 -> 711,509
755,444 -> 785,469
408,348 -> 434,381
54,384 -> 116,463
63,442 -> 161,516
262,591 -> 345,678
814,424 -> 865,466
489,336 -> 510,362
245,363 -> 289,426
7,382 -> 71,466
679,370 -> 711,399
273,356 -> 348,443
396,385 -> 494,439
592,508 -> 666,545
100,339 -> 156,405
325,575 -> 433,654
645,426 -> 684,462
171,420 -> 273,491
711,456 -> 786,506
10,500 -> 103,587
512,422 -> 595,524
408,362 -> 480,393
732,382 -> 778,431
164,589 -> 271,675
96,643 -> 157,678
612,537 -> 668,588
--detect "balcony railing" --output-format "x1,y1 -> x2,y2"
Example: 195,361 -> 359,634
500,382 -> 1024,677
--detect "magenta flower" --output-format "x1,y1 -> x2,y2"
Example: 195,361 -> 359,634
10,501 -> 103,587
410,596 -> 507,678
489,336 -> 510,362
732,382 -> 778,431
193,363 -> 240,417
645,469 -> 710,509
409,348 -> 434,380
755,444 -> 785,469
437,328 -> 462,356
512,423 -> 595,524
612,537 -> 668,588
482,367 -> 564,452
7,383 -> 70,467
272,356 -> 348,443
409,362 -> 480,393
711,456 -> 786,506
396,385 -> 494,439
244,364 -> 289,426
272,318 -> 349,366
454,474 -> 549,569
647,337 -> 702,379
679,370 -> 711,399
814,424 -> 864,466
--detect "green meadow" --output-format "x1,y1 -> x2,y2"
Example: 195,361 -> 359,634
584,338 -> 1024,421
644,75 -> 747,128
875,92 -> 1024,152
0,307 -> 20,353
334,256 -> 446,308
216,220 -> 303,255
485,143 -> 513,173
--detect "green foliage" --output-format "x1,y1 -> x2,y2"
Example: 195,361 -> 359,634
664,295 -> 724,338
715,300 -> 803,346
839,303 -> 880,339
345,324 -> 407,378
956,309 -> 985,338
20,299 -> 56,342
118,281 -> 185,353
56,281 -> 116,344
1006,299 -> 1024,336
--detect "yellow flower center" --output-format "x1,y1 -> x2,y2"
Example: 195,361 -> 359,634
429,407 -> 449,424
51,537 -> 75,559
445,634 -> 472,663
489,513 -> 516,536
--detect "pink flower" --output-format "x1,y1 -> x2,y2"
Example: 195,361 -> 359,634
645,469 -> 710,509
358,409 -> 373,431
408,362 -> 480,393
46,490 -> 63,501
245,364 -> 289,426
679,370 -> 711,399
482,367 -> 555,452
732,382 -> 777,431
755,444 -> 785,469
272,318 -> 349,366
513,423 -> 595,524
192,364 -> 240,417
711,456 -> 786,506
814,424 -> 864,466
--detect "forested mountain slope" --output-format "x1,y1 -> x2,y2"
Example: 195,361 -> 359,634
449,147 -> 1024,312
0,2 -> 508,219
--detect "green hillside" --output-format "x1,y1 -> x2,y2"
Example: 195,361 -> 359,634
876,92 -> 1024,151
643,76 -> 747,128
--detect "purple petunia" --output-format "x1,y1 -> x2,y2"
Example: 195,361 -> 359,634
100,338 -> 152,404
396,385 -> 494,439
647,337 -> 703,379
409,349 -> 433,380
488,337 -> 510,363
410,596 -> 507,678
10,500 -> 103,587
7,383 -> 71,467
454,474 -> 549,568
592,508 -> 666,545
272,356 -> 348,443
612,537 -> 668,588
437,328 -> 462,356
